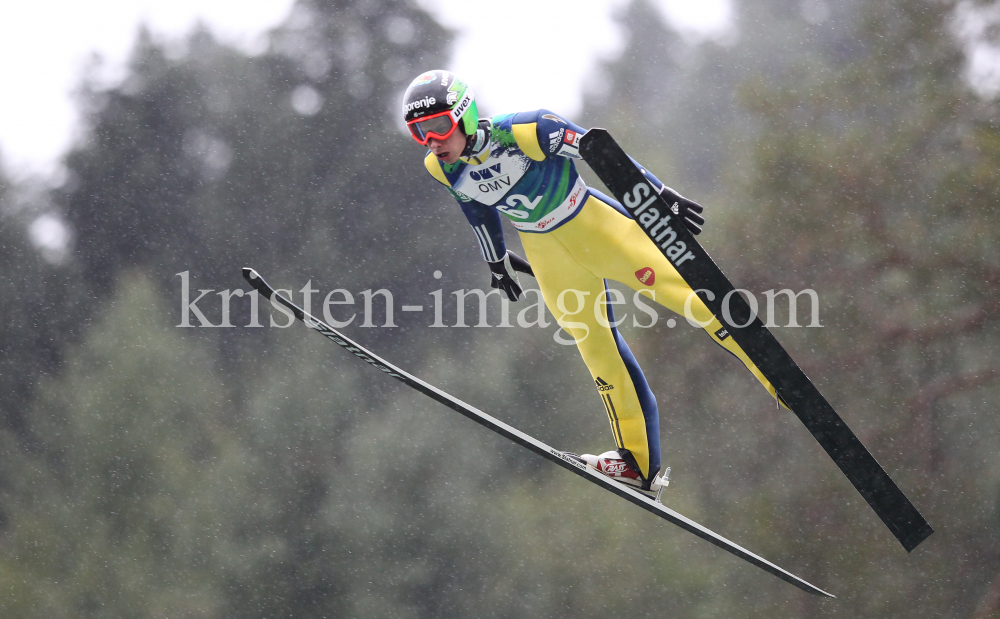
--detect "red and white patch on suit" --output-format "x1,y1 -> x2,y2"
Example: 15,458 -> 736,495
635,267 -> 655,285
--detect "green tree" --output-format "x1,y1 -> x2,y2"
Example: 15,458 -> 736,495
58,0 -> 463,361
0,273 -> 253,618
576,0 -> 1000,616
0,177 -> 94,436
725,1 -> 1000,615
14,0 -> 1000,616
580,0 -> 869,197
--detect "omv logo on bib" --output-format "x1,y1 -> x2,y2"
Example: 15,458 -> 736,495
469,163 -> 501,181
469,163 -> 511,193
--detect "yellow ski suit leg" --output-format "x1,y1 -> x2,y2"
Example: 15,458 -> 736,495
520,195 -> 781,479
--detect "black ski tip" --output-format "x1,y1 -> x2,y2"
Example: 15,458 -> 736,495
242,267 -> 275,300
579,127 -> 610,158
901,522 -> 934,552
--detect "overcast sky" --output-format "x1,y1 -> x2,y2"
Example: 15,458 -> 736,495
0,0 -> 733,179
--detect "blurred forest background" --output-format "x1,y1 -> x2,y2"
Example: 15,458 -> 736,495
1,0 -> 998,616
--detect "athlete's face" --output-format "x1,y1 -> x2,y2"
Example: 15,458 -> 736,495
427,128 -> 467,165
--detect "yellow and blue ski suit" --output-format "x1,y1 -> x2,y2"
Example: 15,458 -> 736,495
422,110 -> 780,484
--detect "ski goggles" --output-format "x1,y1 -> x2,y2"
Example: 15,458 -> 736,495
407,109 -> 459,145
406,89 -> 475,145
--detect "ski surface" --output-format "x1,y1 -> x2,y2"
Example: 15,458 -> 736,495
579,128 -> 932,552
242,267 -> 833,598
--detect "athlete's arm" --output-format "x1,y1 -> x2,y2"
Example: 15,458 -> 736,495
519,109 -> 587,160
530,111 -> 706,235
629,158 -> 705,234
456,198 -> 533,301
458,199 -> 507,262
420,149 -> 515,264
520,110 -> 705,234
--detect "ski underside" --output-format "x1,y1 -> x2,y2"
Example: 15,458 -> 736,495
243,267 -> 833,598
578,129 -> 932,553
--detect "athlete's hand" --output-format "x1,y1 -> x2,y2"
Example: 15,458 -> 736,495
488,251 -> 533,301
658,185 -> 705,235
506,251 -> 533,276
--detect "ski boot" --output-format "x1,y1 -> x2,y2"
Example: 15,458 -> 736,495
580,450 -> 670,501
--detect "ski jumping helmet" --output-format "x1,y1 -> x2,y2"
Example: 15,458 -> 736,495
402,70 -> 478,145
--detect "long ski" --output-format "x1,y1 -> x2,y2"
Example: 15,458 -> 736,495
242,267 -> 833,598
579,128 -> 932,552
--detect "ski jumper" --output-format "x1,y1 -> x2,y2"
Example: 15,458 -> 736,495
422,110 -> 782,483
